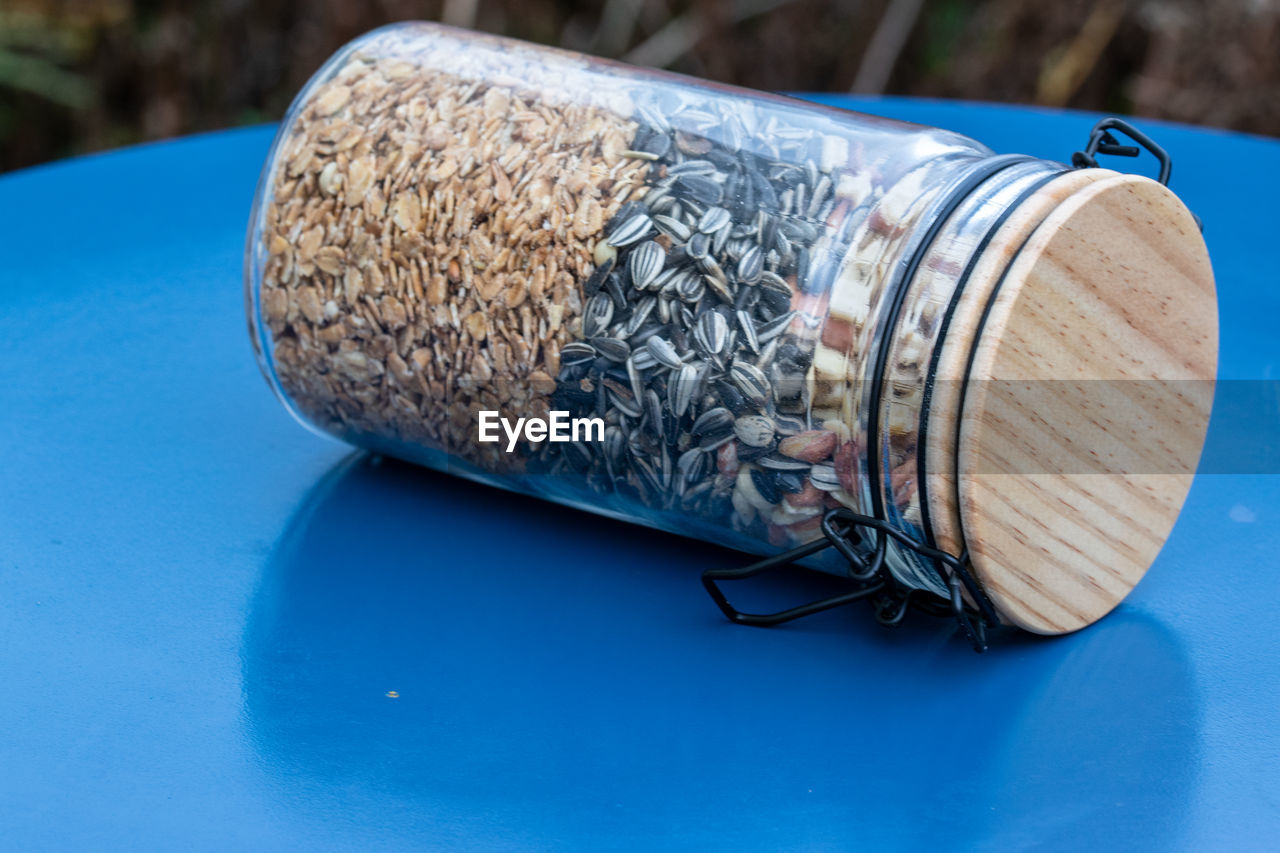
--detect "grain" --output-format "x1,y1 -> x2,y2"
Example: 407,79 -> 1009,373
256,29 -> 647,470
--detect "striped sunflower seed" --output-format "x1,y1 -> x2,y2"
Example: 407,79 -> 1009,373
643,389 -> 664,439
734,415 -> 776,448
590,336 -> 631,362
607,213 -> 653,247
736,245 -> 764,284
692,406 -> 733,438
560,341 -> 596,367
667,159 -> 715,176
675,271 -> 705,303
670,362 -> 699,417
583,293 -> 614,337
677,447 -> 709,485
647,336 -> 684,370
694,311 -> 729,356
698,206 -> 731,234
687,231 -> 710,260
730,361 -> 771,410
755,310 -> 794,343
624,295 -> 657,336
757,454 -> 811,472
630,347 -> 658,371
653,214 -> 692,242
736,309 -> 760,353
809,463 -> 841,492
584,256 -> 615,294
628,240 -> 666,290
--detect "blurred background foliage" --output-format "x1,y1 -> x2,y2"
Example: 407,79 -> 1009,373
1,0 -> 1277,172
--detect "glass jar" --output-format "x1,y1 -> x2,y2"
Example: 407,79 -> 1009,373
246,23 -> 1217,640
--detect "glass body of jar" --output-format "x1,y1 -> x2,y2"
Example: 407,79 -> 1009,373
246,23 -> 1102,607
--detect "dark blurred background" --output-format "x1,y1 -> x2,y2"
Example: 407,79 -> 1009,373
2,0 -> 1278,172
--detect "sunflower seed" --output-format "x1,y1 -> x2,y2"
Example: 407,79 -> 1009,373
750,468 -> 782,503
630,347 -> 658,371
677,447 -> 708,484
626,355 -> 645,402
605,425 -> 626,468
755,310 -> 794,343
692,406 -> 733,438
687,231 -> 710,260
643,389 -> 664,438
757,454 -> 811,472
696,251 -> 726,279
807,174 -> 832,218
736,245 -> 763,284
607,213 -> 653,247
730,361 -> 771,410
668,159 -> 715,176
759,270 -> 790,294
583,293 -> 614,337
628,240 -> 666,290
698,206 -> 731,234
714,379 -> 748,414
734,415 -> 775,447
712,222 -> 731,255
675,271 -> 705,302
560,341 -> 596,367
776,470 -> 806,493
773,414 -> 808,435
584,256 -> 615,295
590,336 -> 631,363
736,309 -> 760,353
809,463 -> 841,492
647,336 -> 683,370
602,273 -> 626,310
703,271 -> 734,304
694,311 -> 729,356
653,214 -> 692,242
674,174 -> 723,205
670,362 -> 699,417
633,456 -> 662,500
657,293 -> 673,323
632,126 -> 672,157
607,387 -> 642,419
624,295 -> 656,336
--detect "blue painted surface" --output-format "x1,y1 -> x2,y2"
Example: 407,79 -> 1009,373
0,98 -> 1277,851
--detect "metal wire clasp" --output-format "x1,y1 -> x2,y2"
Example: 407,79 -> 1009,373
1071,116 -> 1201,230
701,508 -> 1000,652
1071,117 -> 1172,185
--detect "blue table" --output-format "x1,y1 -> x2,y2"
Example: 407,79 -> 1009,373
2,97 -> 1277,851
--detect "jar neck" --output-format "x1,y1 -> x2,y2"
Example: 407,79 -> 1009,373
861,155 -> 1071,596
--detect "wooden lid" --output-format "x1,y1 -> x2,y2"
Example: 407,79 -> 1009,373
925,168 -> 1110,560
956,174 -> 1217,634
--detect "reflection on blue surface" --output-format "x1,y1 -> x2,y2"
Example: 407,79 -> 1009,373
244,454 -> 1197,849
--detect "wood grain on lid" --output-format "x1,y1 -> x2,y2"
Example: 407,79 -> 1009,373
956,174 -> 1217,634
924,169 -> 1111,560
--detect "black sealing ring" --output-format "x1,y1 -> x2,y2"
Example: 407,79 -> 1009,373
948,212 -> 1048,536
915,168 -> 1068,549
864,154 -> 1033,566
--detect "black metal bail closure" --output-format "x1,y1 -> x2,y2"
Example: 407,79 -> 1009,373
1072,116 -> 1201,230
702,509 -> 1001,653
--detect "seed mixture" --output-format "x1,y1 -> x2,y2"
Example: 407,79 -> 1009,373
537,95 -> 873,549
256,30 -> 648,472
252,24 -> 966,565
